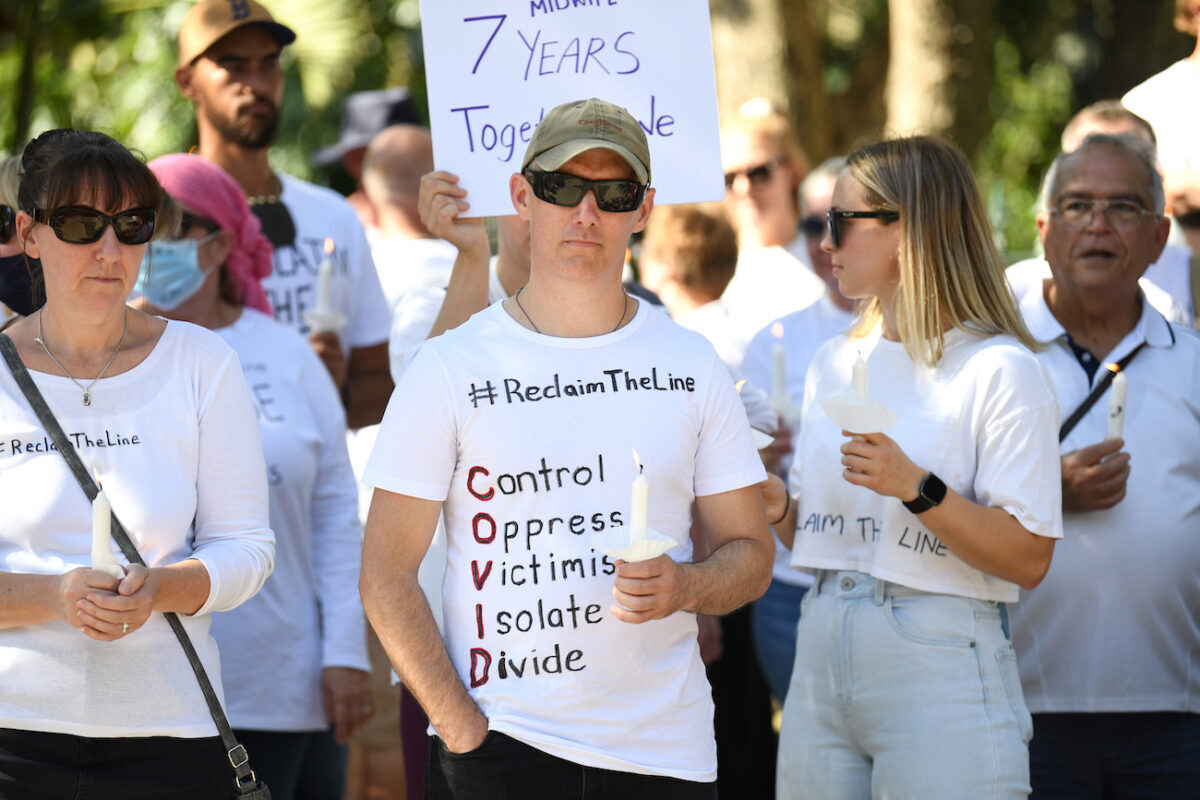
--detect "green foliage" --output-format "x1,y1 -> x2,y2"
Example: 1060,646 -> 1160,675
975,35 -> 1075,259
0,0 -> 426,186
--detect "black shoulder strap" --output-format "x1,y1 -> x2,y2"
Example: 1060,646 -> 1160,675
1058,341 -> 1146,442
0,332 -> 264,796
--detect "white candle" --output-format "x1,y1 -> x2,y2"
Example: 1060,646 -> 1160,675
852,351 -> 868,396
630,449 -> 648,541
315,237 -> 336,315
1106,368 -> 1128,440
770,323 -> 788,408
91,480 -> 122,579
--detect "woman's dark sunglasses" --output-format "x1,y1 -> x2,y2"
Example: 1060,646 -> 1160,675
0,205 -> 14,244
523,170 -> 647,213
827,208 -> 899,249
724,158 -> 779,190
32,205 -> 156,245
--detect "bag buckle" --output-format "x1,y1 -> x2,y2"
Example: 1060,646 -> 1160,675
228,743 -> 250,769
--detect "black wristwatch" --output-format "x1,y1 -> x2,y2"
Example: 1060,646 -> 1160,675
903,472 -> 947,514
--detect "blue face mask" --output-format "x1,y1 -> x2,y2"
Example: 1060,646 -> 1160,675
135,234 -> 217,311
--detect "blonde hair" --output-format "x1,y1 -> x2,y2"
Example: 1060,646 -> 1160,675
721,104 -> 810,206
0,156 -> 19,210
847,136 -> 1037,364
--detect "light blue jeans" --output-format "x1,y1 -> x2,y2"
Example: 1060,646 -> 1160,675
777,571 -> 1032,800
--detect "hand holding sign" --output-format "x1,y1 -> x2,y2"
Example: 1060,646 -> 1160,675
420,0 -> 723,217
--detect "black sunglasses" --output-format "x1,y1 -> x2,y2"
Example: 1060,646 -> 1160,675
799,215 -> 825,239
0,205 -> 13,244
826,208 -> 900,249
724,158 -> 779,190
32,205 -> 157,245
523,170 -> 648,213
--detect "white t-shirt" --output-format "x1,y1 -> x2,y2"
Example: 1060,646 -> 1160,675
1006,253 -> 1194,327
210,310 -> 368,731
1124,60 -> 1200,176
363,300 -> 766,782
370,236 -> 459,313
1010,286 -> 1200,713
388,257 -> 508,385
674,298 -> 750,369
0,321 -> 273,737
787,327 -> 1063,603
720,244 -> 826,350
740,294 -> 857,586
263,174 -> 392,354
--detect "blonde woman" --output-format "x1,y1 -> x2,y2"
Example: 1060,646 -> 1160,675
765,136 -> 1062,799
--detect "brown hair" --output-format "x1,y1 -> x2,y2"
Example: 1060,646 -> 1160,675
641,203 -> 738,300
847,136 -> 1037,364
18,129 -> 166,232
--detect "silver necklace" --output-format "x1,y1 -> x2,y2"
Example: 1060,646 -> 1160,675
34,307 -> 128,407
514,286 -> 629,335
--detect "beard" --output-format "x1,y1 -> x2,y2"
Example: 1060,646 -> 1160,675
206,98 -> 280,150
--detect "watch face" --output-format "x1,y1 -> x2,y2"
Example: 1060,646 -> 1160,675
921,473 -> 947,506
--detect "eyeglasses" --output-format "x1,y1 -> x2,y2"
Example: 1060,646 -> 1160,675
723,158 -> 780,190
799,215 -> 825,239
180,211 -> 219,235
827,208 -> 900,249
0,205 -> 13,244
32,205 -> 157,245
523,170 -> 647,213
1051,197 -> 1154,229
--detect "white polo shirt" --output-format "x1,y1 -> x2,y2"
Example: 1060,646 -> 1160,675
1010,284 -> 1200,713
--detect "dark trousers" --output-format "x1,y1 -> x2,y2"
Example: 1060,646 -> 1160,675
235,725 -> 347,800
1030,712 -> 1200,799
425,731 -> 717,800
0,728 -> 228,800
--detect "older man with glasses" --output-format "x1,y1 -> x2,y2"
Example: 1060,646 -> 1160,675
1009,132 -> 1200,798
360,97 -> 773,799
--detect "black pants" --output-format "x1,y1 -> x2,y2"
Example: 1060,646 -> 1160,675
425,731 -> 717,800
0,728 -> 228,800
1030,712 -> 1200,799
235,725 -> 346,800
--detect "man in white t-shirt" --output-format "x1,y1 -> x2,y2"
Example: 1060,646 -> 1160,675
363,125 -> 459,312
1009,133 -> 1200,796
174,0 -> 393,429
360,97 -> 773,798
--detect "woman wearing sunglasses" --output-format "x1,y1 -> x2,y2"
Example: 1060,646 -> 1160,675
0,129 -> 273,797
764,136 -> 1063,799
0,155 -> 44,328
139,152 -> 371,799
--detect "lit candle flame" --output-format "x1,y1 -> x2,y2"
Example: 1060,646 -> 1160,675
735,379 -> 747,393
1105,362 -> 1119,374
323,237 -> 335,255
771,322 -> 784,340
632,448 -> 643,474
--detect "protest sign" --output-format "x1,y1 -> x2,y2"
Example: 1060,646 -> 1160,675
420,0 -> 724,217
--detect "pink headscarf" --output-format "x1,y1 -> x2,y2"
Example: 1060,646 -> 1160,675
147,153 -> 274,315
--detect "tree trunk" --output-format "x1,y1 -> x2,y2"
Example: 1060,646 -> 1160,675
885,0 -> 997,155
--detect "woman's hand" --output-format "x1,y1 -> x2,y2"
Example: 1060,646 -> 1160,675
839,430 -> 926,501
70,565 -> 156,641
322,666 -> 374,744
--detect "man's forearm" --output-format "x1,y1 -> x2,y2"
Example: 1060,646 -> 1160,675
345,343 -> 394,428
679,535 -> 773,616
360,572 -> 486,750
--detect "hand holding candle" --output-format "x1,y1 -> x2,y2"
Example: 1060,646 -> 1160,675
590,449 -> 676,562
1106,366 -> 1128,440
302,237 -> 347,332
91,476 -> 125,581
820,349 -> 897,433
